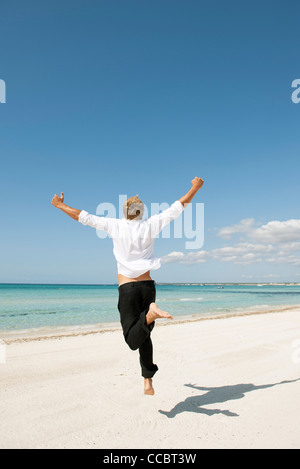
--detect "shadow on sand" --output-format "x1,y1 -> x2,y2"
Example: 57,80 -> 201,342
159,379 -> 300,418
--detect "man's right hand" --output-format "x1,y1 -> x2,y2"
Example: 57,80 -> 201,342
51,192 -> 64,207
179,177 -> 205,207
191,177 -> 204,190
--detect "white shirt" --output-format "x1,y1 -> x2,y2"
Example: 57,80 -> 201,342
78,200 -> 184,278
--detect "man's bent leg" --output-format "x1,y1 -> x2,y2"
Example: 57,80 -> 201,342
124,310 -> 154,351
118,280 -> 159,389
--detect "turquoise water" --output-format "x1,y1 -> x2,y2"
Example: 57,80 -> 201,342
0,283 -> 299,332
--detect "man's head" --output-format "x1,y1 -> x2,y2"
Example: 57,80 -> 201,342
123,195 -> 144,221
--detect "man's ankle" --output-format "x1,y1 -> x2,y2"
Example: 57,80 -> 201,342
146,311 -> 155,326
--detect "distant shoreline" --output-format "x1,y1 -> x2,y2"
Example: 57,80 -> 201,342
1,282 -> 300,287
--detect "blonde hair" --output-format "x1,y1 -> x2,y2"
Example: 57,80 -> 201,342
123,195 -> 144,220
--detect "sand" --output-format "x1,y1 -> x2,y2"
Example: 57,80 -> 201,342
1,308 -> 300,449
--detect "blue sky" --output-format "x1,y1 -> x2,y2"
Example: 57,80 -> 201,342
0,0 -> 300,284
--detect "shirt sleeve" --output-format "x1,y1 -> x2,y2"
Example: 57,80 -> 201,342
148,201 -> 184,237
78,210 -> 116,234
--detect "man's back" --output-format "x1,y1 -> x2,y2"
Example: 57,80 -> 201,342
78,201 -> 184,278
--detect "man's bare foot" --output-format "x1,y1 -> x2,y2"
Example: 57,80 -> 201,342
144,378 -> 155,396
146,302 -> 173,325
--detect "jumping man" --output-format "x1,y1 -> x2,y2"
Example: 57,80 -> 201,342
51,177 -> 204,395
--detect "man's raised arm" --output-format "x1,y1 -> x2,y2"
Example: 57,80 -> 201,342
51,192 -> 81,221
179,177 -> 204,207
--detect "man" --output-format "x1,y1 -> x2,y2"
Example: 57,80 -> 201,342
51,177 -> 204,395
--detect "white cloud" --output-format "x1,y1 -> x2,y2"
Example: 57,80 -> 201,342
251,219 -> 300,243
276,242 -> 300,254
217,218 -> 256,239
162,218 -> 300,268
162,243 -> 270,266
162,250 -> 210,265
266,255 -> 300,266
209,243 -> 266,265
217,218 -> 300,244
182,251 -> 210,264
161,251 -> 185,264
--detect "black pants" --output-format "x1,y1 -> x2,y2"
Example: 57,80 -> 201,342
117,280 -> 158,378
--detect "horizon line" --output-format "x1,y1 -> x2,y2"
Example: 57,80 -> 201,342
0,282 -> 300,286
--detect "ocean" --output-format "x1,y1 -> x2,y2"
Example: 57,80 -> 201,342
0,283 -> 299,333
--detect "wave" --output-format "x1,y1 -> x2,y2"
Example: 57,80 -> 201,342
0,313 -> 30,317
179,297 -> 203,301
0,311 -> 58,318
156,297 -> 203,302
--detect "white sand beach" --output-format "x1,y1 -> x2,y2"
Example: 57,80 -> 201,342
1,308 -> 300,449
